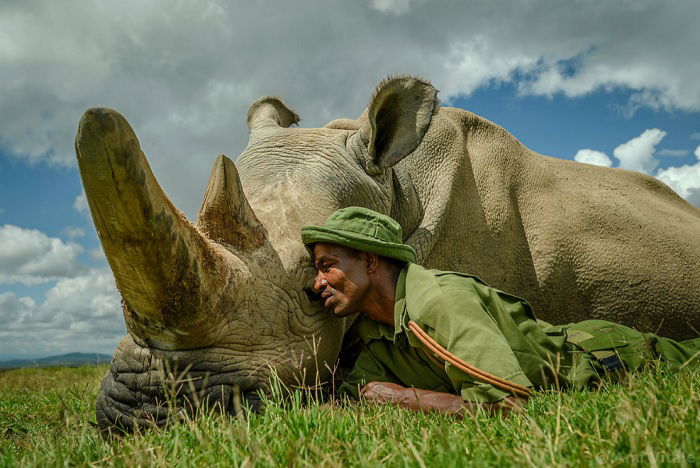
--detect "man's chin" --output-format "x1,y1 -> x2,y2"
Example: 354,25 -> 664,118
330,305 -> 356,318
331,308 -> 347,318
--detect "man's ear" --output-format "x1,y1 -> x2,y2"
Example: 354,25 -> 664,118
365,252 -> 379,274
359,76 -> 439,175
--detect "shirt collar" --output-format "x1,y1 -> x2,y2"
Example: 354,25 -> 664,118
393,266 -> 408,339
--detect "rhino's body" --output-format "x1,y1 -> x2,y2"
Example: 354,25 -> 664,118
241,105 -> 699,335
76,77 -> 699,435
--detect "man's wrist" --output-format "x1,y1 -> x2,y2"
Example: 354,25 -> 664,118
408,387 -> 466,415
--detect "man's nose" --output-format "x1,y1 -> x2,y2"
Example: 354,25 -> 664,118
313,273 -> 328,293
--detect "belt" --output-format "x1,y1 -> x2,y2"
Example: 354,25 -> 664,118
408,320 -> 532,399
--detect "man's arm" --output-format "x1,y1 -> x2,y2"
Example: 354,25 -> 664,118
359,289 -> 534,416
360,382 -> 527,418
410,290 -> 534,405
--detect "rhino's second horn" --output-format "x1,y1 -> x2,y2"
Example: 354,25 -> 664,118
196,154 -> 267,250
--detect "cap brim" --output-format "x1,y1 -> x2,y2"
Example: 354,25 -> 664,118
301,226 -> 416,263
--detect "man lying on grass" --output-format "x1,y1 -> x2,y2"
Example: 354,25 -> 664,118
301,207 -> 700,417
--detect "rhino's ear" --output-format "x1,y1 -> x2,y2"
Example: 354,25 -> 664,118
360,76 -> 439,174
247,96 -> 300,131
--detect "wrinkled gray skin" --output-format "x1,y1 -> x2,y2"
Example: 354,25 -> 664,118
74,76 -> 700,437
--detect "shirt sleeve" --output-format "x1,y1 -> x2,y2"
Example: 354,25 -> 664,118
413,289 -> 533,403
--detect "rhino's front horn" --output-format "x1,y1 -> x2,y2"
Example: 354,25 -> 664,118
196,155 -> 267,250
75,108 -> 242,349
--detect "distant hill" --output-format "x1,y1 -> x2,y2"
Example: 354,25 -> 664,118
0,352 -> 112,369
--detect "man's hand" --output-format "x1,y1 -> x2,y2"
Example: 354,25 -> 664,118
360,381 -> 526,418
360,382 -> 466,417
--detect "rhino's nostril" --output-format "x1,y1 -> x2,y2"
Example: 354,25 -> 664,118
304,287 -> 321,303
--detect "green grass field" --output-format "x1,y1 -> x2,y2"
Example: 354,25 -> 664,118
1,364 -> 698,466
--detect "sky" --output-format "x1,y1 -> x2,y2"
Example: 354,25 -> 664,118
1,0 -> 699,360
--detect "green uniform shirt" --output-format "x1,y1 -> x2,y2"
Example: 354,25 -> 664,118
338,264 -> 700,402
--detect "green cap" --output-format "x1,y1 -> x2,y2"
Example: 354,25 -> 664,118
301,206 -> 416,263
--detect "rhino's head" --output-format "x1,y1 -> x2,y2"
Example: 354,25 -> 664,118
76,77 -> 438,436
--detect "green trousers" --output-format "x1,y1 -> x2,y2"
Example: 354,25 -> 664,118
564,320 -> 700,386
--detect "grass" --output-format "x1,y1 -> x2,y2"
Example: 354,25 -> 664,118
0,363 -> 698,466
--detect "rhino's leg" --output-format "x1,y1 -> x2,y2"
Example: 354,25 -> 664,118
75,108 -> 244,349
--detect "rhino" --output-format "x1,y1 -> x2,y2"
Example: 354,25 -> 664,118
74,76 -> 700,435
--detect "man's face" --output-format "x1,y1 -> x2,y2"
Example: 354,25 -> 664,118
312,243 -> 371,318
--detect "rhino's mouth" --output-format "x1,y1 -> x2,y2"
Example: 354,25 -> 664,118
95,335 -> 271,438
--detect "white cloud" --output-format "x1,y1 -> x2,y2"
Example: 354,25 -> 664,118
573,135 -> 699,207
0,224 -> 85,285
369,0 -> 417,15
573,149 -> 612,167
658,149 -> 689,157
0,268 -> 124,357
73,192 -> 88,215
89,247 -> 107,262
613,129 -> 666,174
656,144 -> 700,208
63,226 -> 85,239
37,269 -> 121,324
0,292 -> 35,326
656,164 -> 700,208
690,132 -> 700,140
687,190 -> 700,208
1,1 -> 700,217
0,222 -> 122,357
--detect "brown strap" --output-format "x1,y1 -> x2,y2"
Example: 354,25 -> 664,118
408,320 -> 532,399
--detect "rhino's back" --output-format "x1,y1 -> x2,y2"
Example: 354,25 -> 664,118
518,151 -> 700,339
409,107 -> 699,340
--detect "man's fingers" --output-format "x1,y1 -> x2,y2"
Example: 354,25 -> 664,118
360,381 -> 403,395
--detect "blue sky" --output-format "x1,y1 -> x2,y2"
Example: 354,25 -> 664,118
461,85 -> 700,167
1,0 -> 699,360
